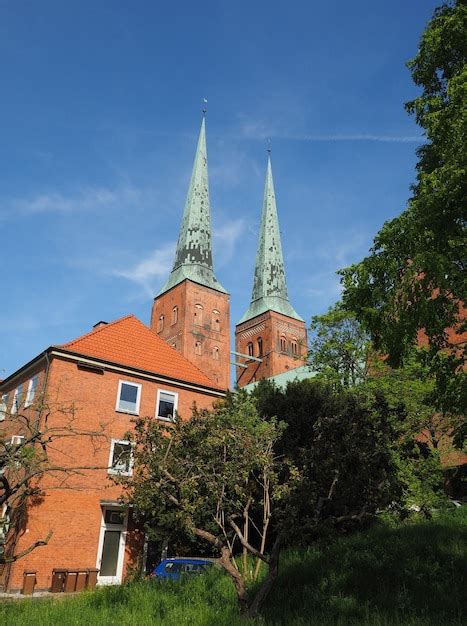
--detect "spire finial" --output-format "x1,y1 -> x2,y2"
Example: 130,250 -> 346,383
267,139 -> 272,155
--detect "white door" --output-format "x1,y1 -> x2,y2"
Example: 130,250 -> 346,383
96,508 -> 128,585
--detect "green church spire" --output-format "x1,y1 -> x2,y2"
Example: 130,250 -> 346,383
238,154 -> 303,324
158,116 -> 227,295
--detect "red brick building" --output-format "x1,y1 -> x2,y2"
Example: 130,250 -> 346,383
0,117 -> 307,592
0,315 -> 224,591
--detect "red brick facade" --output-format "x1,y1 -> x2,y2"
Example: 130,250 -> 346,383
0,320 -> 223,592
151,280 -> 230,390
235,311 -> 307,387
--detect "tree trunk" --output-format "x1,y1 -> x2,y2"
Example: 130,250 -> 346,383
218,547 -> 248,611
245,537 -> 281,618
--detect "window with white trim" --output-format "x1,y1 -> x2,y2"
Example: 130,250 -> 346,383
116,381 -> 142,414
11,385 -> 23,414
157,315 -> 164,333
108,440 -> 134,476
194,304 -> 203,325
10,435 -> 25,446
211,310 -> 220,332
25,376 -> 39,408
0,394 -> 8,421
156,390 -> 178,421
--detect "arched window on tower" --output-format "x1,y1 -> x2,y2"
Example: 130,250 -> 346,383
172,306 -> 178,325
212,310 -> 220,332
157,315 -> 164,333
194,304 -> 203,325
291,337 -> 298,356
257,337 -> 263,357
213,346 -> 220,360
280,335 -> 287,352
247,342 -> 254,357
195,341 -> 202,355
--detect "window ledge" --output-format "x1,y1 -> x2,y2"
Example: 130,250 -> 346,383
156,416 -> 175,423
108,469 -> 133,477
115,409 -> 139,416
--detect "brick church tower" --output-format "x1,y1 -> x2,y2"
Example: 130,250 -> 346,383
235,154 -> 307,387
151,116 -> 230,389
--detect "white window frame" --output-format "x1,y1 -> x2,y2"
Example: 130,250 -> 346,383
155,389 -> 178,422
11,385 -> 23,415
115,380 -> 142,415
0,394 -> 8,421
107,439 -> 134,476
24,376 -> 39,408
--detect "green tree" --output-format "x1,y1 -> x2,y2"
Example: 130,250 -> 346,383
340,1 -> 467,413
252,379 -> 405,541
308,302 -> 371,387
118,392 -> 292,617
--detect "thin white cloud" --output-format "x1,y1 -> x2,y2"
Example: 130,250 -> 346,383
113,243 -> 176,296
238,121 -> 422,144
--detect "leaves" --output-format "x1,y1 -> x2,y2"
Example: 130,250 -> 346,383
340,1 -> 467,414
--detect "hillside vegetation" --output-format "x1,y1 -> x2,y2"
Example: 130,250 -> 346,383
1,508 -> 465,626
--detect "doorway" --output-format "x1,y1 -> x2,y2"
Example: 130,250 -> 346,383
96,507 -> 128,585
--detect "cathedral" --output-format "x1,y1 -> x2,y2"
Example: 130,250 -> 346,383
151,115 -> 307,390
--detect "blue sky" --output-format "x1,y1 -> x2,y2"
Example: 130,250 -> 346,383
1,0 -> 440,379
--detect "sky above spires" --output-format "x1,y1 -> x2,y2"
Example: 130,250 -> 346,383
0,0 -> 441,377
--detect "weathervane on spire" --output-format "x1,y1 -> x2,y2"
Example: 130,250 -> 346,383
203,98 -> 208,115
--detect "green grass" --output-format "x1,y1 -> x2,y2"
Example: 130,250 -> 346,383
1,508 -> 465,625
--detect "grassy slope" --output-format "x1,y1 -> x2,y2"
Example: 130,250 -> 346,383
1,509 -> 465,626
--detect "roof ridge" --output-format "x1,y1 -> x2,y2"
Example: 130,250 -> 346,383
60,314 -> 135,349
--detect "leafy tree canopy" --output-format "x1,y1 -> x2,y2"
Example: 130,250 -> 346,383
308,302 -> 371,388
339,1 -> 467,413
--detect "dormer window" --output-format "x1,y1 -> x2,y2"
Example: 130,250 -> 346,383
212,310 -> 220,332
172,306 -> 178,325
157,315 -> 164,333
194,304 -> 203,325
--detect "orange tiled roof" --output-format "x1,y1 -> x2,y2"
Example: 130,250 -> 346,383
59,315 -> 221,390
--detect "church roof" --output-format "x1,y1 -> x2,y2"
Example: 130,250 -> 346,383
238,155 -> 303,325
158,116 -> 227,296
60,314 -> 222,390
